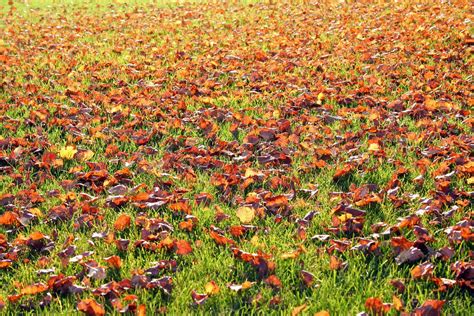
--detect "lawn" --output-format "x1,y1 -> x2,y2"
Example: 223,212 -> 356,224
0,0 -> 472,315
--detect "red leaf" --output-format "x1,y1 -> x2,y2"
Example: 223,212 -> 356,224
191,290 -> 208,305
300,270 -> 315,287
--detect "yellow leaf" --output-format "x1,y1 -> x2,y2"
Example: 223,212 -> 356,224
337,213 -> 352,222
317,92 -> 325,105
244,168 -> 263,178
314,311 -> 330,316
28,208 -> 43,218
368,143 -> 380,152
250,235 -> 264,248
59,146 -> 77,160
236,206 -> 255,224
392,295 -> 404,311
369,112 -> 379,121
204,280 -> 219,295
281,250 -> 300,259
241,281 -> 254,289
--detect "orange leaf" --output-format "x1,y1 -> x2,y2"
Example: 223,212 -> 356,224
392,295 -> 404,312
113,214 -> 131,231
20,282 -> 49,295
104,255 -> 121,269
329,256 -> 344,270
291,303 -> 307,316
175,239 -> 193,255
0,212 -> 19,226
137,304 -> 146,316
264,275 -> 282,289
204,280 -> 220,295
365,297 -> 391,315
77,298 -> 105,316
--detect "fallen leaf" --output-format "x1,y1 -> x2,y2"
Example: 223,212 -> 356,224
191,290 -> 208,305
236,206 -> 255,224
291,303 -> 308,316
77,298 -> 105,316
204,280 -> 219,295
59,146 -> 78,160
413,299 -> 445,316
264,275 -> 282,290
104,255 -> 121,269
113,214 -> 131,231
20,282 -> 49,295
175,239 -> 193,255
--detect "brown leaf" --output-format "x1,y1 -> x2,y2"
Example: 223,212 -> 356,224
395,246 -> 424,265
413,299 -> 445,316
390,279 -> 406,294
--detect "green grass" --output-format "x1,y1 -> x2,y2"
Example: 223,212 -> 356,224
0,0 -> 472,315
